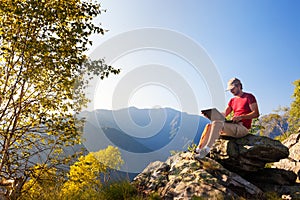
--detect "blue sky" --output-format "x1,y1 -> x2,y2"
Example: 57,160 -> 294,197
89,0 -> 300,115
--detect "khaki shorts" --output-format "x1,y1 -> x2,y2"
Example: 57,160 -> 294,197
220,122 -> 249,138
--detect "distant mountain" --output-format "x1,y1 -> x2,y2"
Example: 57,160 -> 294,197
80,107 -> 209,174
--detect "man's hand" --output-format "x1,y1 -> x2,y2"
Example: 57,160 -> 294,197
232,115 -> 243,122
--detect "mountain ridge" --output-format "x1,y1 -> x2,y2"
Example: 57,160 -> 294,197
80,107 -> 209,174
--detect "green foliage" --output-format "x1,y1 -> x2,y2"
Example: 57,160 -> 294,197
264,163 -> 273,169
264,191 -> 281,200
225,111 -> 234,121
147,192 -> 163,200
249,79 -> 300,141
288,79 -> 300,134
0,0 -> 120,197
249,117 -> 264,135
270,80 -> 300,141
187,143 -> 197,153
99,181 -> 165,200
99,180 -> 139,200
22,164 -> 64,199
61,145 -> 124,199
191,196 -> 206,200
22,146 -> 125,199
61,153 -> 104,199
92,145 -> 124,170
92,145 -> 124,182
259,79 -> 300,141
256,107 -> 289,137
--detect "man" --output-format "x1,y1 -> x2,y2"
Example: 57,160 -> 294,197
194,78 -> 259,159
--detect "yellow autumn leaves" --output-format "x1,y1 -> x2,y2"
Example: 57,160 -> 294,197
22,145 -> 124,200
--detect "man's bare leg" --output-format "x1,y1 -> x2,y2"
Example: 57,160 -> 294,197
195,120 -> 224,159
197,124 -> 211,149
206,120 -> 224,147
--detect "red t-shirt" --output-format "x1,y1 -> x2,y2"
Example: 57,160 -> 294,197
228,92 -> 257,129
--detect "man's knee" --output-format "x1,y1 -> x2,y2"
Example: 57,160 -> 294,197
211,120 -> 224,128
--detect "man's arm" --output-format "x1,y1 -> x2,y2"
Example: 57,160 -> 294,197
232,102 -> 259,122
223,105 -> 233,117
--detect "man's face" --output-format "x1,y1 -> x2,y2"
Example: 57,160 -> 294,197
230,85 -> 241,96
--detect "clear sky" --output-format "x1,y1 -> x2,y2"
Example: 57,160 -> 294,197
87,0 -> 300,115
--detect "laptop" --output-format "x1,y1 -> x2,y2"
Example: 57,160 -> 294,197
201,108 -> 233,123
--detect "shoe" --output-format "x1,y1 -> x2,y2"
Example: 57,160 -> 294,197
194,146 -> 210,160
194,147 -> 200,154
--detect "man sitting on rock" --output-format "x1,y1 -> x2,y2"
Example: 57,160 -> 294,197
195,78 -> 260,160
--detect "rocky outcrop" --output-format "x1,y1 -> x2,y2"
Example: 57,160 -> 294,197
209,134 -> 300,199
133,152 -> 263,199
242,168 -> 297,185
272,133 -> 300,182
133,134 -> 300,199
209,134 -> 289,172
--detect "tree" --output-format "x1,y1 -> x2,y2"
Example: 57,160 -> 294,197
0,0 -> 119,198
60,146 -> 123,199
253,79 -> 300,141
92,145 -> 124,182
21,164 -> 64,200
288,79 -> 300,134
21,146 -> 124,200
256,107 -> 289,138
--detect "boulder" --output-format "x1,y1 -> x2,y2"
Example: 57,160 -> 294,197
241,168 -> 297,186
208,133 -> 300,199
209,134 -> 289,172
132,152 -> 263,199
272,133 -> 300,182
132,134 -> 300,199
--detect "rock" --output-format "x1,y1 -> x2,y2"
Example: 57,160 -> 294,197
132,134 -> 300,199
207,133 -> 300,199
132,152 -> 263,199
209,134 -> 289,172
272,133 -> 300,182
256,184 -> 300,200
241,168 -> 297,186
133,161 -> 170,194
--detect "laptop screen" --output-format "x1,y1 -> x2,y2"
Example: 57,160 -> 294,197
201,108 -> 225,121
